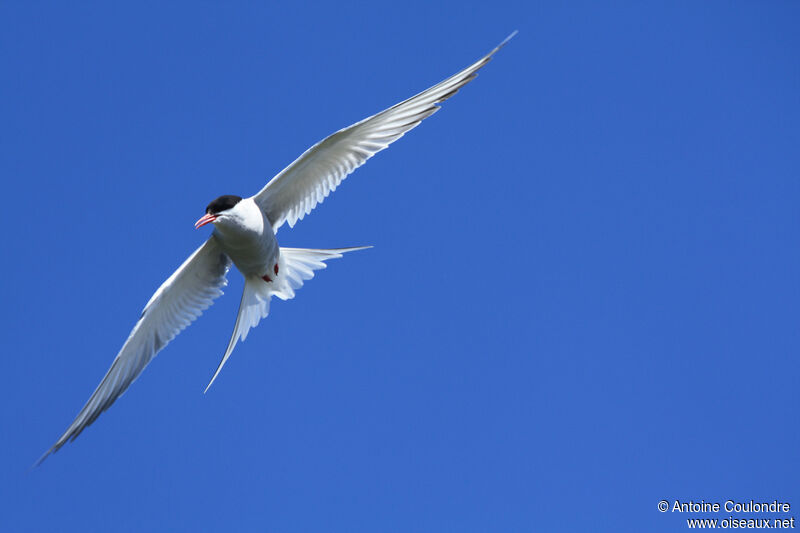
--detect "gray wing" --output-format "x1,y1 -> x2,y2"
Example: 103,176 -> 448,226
253,32 -> 516,232
37,236 -> 231,464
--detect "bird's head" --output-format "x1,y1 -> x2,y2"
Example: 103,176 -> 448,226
194,195 -> 243,229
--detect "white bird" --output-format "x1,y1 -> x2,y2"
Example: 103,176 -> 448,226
38,32 -> 516,464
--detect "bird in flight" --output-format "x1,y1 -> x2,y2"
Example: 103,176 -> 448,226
38,32 -> 516,465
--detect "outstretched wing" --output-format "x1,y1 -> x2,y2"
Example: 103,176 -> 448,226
38,236 -> 231,464
254,32 -> 516,232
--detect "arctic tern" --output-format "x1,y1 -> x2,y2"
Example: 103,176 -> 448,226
38,32 -> 516,464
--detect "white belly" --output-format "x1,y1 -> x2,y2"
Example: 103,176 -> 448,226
211,198 -> 279,278
215,229 -> 278,277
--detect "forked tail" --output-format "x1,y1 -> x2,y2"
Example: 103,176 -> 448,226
204,246 -> 371,392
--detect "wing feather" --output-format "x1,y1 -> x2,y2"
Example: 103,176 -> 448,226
254,32 -> 516,231
37,236 -> 231,464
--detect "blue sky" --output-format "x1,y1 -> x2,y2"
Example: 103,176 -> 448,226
2,2 -> 798,532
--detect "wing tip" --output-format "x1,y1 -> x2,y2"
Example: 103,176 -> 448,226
32,440 -> 62,469
32,449 -> 53,469
496,30 -> 519,52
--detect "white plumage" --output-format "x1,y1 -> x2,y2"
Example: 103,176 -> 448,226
38,32 -> 515,464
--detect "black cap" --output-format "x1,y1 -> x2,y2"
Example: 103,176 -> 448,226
206,195 -> 242,215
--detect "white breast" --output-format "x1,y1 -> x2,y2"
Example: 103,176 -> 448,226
212,197 -> 278,277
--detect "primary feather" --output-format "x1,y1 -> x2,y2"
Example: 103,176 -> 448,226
255,31 -> 517,231
37,238 -> 230,465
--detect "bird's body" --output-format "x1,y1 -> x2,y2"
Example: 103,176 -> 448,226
38,32 -> 516,465
212,197 -> 277,278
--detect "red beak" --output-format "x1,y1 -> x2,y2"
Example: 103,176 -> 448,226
194,213 -> 217,229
